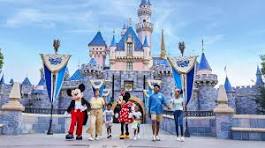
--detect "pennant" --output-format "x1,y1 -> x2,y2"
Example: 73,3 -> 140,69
167,56 -> 197,104
41,54 -> 71,103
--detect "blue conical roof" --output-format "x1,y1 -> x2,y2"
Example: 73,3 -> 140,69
140,0 -> 151,6
143,36 -> 149,47
22,77 -> 32,86
88,31 -> 107,46
69,69 -> 83,81
0,75 -> 4,85
198,52 -> 212,71
110,35 -> 116,47
256,66 -> 264,86
89,57 -> 97,66
224,76 -> 233,92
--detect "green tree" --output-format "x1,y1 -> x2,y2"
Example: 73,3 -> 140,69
256,87 -> 265,114
256,55 -> 265,114
0,48 -> 4,69
260,55 -> 265,74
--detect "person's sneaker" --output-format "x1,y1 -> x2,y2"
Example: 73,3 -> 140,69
95,136 -> 102,140
133,135 -> 137,140
65,134 -> 74,140
120,134 -> 125,139
88,136 -> 94,141
180,136 -> 185,142
156,136 -> 160,141
176,136 -> 181,141
137,134 -> 140,139
107,135 -> 112,139
152,135 -> 156,141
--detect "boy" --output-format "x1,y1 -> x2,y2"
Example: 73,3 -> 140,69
103,103 -> 114,139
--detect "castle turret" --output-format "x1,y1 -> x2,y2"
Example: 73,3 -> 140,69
21,77 -> 32,96
136,0 -> 153,47
88,31 -> 107,67
143,36 -> 151,65
255,66 -> 264,86
195,48 -> 218,111
224,75 -> 236,110
109,33 -> 116,68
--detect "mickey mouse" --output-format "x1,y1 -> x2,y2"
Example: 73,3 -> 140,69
65,84 -> 91,140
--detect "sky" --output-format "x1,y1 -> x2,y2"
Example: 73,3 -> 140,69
0,0 -> 264,86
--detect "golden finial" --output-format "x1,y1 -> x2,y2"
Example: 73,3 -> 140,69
53,39 -> 60,54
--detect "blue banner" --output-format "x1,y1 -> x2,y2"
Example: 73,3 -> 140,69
172,68 -> 182,89
41,54 -> 71,103
186,66 -> 195,104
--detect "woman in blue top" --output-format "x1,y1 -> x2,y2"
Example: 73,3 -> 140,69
172,89 -> 185,142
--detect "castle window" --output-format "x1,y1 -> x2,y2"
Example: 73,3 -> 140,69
143,19 -> 146,23
127,62 -> 133,71
127,42 -> 133,56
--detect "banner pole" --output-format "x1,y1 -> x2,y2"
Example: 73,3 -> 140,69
47,73 -> 55,135
183,74 -> 190,137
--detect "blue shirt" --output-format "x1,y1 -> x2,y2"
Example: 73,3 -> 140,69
149,92 -> 167,114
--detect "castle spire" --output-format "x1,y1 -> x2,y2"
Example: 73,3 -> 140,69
160,29 -> 167,59
202,39 -> 205,53
224,76 -> 233,93
256,66 -> 264,86
110,31 -> 116,47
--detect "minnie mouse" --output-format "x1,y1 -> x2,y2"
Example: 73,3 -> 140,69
65,84 -> 91,140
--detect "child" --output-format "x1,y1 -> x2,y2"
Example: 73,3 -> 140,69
132,105 -> 142,140
104,103 -> 114,139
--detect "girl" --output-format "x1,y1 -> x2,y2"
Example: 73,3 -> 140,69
132,105 -> 142,140
172,89 -> 185,142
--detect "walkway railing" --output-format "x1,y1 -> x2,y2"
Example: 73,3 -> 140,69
23,107 -> 66,114
164,110 -> 215,117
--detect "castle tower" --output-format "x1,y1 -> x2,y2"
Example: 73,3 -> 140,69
224,75 -> 236,110
109,33 -> 116,68
88,31 -> 107,67
21,77 -> 32,97
195,47 -> 218,111
136,0 -> 153,47
143,36 -> 152,66
255,66 -> 264,86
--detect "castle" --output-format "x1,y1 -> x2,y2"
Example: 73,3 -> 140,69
0,0 -> 263,116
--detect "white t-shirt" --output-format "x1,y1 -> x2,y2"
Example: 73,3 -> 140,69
172,97 -> 184,111
103,110 -> 114,123
132,111 -> 142,120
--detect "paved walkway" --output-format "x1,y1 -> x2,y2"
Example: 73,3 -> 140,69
0,124 -> 264,148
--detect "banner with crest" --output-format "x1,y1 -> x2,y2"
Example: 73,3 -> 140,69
40,54 -> 71,103
167,56 -> 197,104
